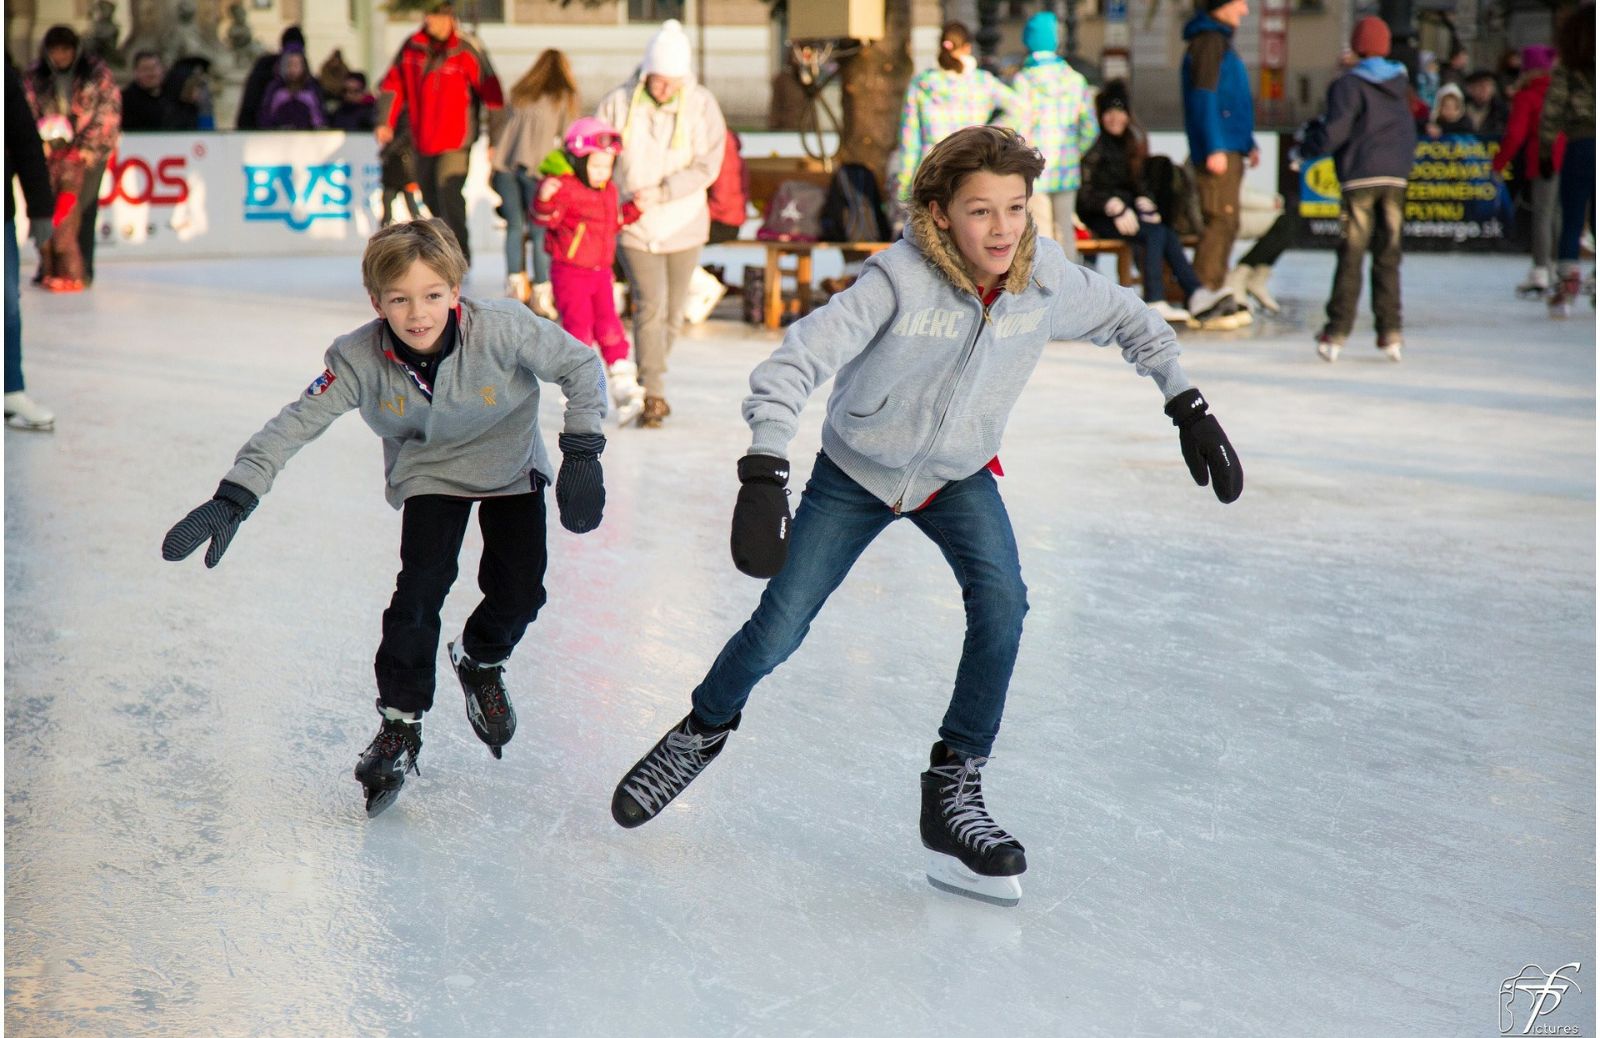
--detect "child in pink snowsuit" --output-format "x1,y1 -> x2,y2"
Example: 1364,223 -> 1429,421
533,117 -> 645,421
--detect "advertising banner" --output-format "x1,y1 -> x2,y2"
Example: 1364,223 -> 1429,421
1289,132 -> 1516,250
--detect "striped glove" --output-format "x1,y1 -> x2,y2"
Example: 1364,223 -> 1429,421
554,433 -> 606,534
161,481 -> 259,568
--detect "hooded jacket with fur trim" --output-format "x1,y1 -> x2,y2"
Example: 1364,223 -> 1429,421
742,209 -> 1192,511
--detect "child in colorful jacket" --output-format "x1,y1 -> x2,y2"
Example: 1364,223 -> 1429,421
534,117 -> 646,424
609,126 -> 1243,908
160,219 -> 608,818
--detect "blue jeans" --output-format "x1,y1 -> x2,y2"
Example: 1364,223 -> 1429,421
692,452 -> 1030,758
1557,137 -> 1595,263
493,169 -> 548,282
5,219 -> 22,394
1136,221 -> 1201,303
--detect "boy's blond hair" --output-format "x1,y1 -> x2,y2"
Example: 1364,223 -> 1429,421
361,218 -> 468,296
909,126 -> 1046,212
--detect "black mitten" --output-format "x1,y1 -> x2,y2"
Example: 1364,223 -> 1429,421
1164,388 -> 1243,504
161,480 -> 260,568
730,454 -> 791,578
555,432 -> 606,533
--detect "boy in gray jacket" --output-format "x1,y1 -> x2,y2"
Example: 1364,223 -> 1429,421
162,219 -> 609,817
610,127 -> 1243,906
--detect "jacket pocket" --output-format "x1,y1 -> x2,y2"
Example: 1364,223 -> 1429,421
830,395 -> 920,469
922,413 -> 1003,483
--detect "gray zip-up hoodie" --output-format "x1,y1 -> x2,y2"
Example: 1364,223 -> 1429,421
743,208 -> 1192,511
224,297 -> 606,509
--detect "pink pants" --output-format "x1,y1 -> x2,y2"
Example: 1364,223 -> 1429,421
550,261 -> 630,367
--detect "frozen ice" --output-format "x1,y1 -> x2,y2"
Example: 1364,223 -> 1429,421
5,249 -> 1594,1036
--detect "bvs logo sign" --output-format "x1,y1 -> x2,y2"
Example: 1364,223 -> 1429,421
242,163 -> 353,231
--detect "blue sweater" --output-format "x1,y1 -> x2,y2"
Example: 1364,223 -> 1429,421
1181,14 -> 1257,160
1300,58 -> 1417,190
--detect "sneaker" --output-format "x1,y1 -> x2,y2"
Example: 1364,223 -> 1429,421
611,710 -> 741,828
505,272 -> 531,304
1147,300 -> 1192,324
449,640 -> 517,759
1377,333 -> 1403,362
638,395 -> 670,429
920,742 -> 1026,906
354,699 -> 423,817
1315,333 -> 1343,363
4,391 -> 54,431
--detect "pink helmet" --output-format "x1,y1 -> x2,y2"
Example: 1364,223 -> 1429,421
564,117 -> 623,157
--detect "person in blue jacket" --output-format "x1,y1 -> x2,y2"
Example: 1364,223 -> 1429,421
1300,17 -> 1417,363
1181,0 -> 1258,298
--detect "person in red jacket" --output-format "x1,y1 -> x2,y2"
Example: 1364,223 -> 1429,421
707,128 -> 749,242
535,118 -> 647,425
1493,44 -> 1566,297
375,0 -> 503,264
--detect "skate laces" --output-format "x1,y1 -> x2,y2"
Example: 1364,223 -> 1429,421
461,663 -> 510,719
933,757 -> 1015,852
369,722 -> 421,775
624,725 -> 729,812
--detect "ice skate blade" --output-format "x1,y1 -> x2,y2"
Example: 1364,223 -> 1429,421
364,784 -> 402,818
489,745 -> 503,760
924,850 -> 1022,907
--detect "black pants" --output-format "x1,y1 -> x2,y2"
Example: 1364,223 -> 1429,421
374,490 -> 548,714
1321,185 -> 1405,342
416,147 -> 472,264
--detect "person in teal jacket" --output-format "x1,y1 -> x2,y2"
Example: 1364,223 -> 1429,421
1181,0 -> 1259,293
1005,11 -> 1098,258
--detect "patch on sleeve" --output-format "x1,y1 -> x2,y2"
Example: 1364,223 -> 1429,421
305,368 -> 337,396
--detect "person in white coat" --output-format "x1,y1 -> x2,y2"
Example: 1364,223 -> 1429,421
596,20 -> 726,428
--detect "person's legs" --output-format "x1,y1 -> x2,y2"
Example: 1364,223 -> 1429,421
418,148 -> 472,263
1557,137 -> 1596,263
374,495 -> 474,715
1192,153 -> 1243,289
523,172 -> 551,284
1369,186 -> 1405,341
661,245 -> 700,362
46,159 -> 88,283
621,247 -> 669,396
1050,190 -> 1079,261
1531,173 -> 1560,274
589,268 -> 632,367
1160,223 -> 1204,299
493,168 -> 527,276
691,453 -> 896,726
904,469 -> 1028,759
1321,187 -> 1378,341
1134,223 -> 1166,302
5,219 -> 22,395
77,161 -> 105,284
549,262 -> 597,346
461,490 -> 549,664
1237,209 -> 1302,268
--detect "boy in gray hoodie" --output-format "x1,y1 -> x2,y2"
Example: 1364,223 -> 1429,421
610,126 -> 1243,906
161,219 -> 608,817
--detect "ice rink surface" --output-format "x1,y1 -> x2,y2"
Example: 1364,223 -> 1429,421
5,249 -> 1595,1037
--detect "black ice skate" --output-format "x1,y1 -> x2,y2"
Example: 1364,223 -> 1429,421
611,710 -> 740,828
449,640 -> 517,759
354,699 -> 423,818
920,742 -> 1027,907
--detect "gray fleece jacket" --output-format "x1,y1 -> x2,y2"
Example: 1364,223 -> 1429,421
743,209 -> 1192,511
224,297 -> 606,509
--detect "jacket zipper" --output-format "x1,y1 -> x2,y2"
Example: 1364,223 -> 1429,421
567,222 -> 586,260
890,295 -> 994,514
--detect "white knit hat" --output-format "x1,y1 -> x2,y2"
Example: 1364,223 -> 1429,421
641,18 -> 692,78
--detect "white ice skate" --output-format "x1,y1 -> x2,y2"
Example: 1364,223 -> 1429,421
924,848 -> 1024,907
608,359 -> 646,427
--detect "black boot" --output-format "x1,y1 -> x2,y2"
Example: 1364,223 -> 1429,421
449,640 -> 517,759
920,741 -> 1026,905
611,710 -> 740,828
354,698 -> 423,818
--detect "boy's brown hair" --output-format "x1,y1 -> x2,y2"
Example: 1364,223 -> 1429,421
909,125 -> 1046,212
361,218 -> 468,296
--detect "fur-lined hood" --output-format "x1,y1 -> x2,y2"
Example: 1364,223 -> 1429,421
906,206 -> 1040,298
